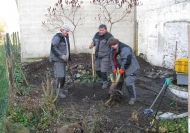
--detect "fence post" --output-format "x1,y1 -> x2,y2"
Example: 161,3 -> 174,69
5,33 -> 10,57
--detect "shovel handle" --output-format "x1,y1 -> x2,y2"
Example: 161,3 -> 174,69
91,48 -> 95,81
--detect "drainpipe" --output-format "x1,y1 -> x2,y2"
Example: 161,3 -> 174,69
188,24 -> 190,133
15,0 -> 18,8
134,5 -> 138,56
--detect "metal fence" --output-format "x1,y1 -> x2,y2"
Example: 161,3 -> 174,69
0,32 -> 21,132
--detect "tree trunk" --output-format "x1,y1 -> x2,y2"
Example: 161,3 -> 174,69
71,28 -> 77,53
109,23 -> 113,33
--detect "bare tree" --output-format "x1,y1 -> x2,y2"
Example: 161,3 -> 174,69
90,0 -> 142,32
42,0 -> 85,53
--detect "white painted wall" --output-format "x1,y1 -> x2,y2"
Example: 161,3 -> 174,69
18,0 -> 135,62
137,0 -> 190,69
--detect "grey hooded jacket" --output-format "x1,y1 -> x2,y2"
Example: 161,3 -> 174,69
110,41 -> 140,76
49,32 -> 71,63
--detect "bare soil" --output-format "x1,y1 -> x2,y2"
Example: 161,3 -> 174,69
23,53 -> 188,133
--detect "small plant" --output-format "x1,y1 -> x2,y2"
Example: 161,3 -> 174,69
158,117 -> 187,133
90,117 -> 102,133
14,65 -> 24,87
80,71 -> 93,84
46,67 -> 52,76
17,85 -> 33,96
41,72 -> 59,106
75,70 -> 100,85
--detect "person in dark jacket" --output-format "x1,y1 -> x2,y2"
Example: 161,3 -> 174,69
49,24 -> 71,98
89,24 -> 113,89
107,37 -> 140,105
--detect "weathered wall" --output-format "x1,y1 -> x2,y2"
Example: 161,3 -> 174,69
137,0 -> 190,69
18,0 -> 135,62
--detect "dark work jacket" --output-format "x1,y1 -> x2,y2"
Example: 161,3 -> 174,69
92,32 -> 113,59
49,32 -> 71,63
110,41 -> 140,76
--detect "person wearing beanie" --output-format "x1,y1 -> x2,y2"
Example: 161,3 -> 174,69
49,24 -> 71,98
107,37 -> 140,105
89,24 -> 113,89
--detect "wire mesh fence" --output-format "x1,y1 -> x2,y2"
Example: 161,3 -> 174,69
0,32 -> 23,132
0,37 -> 8,132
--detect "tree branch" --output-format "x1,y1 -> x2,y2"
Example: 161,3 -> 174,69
42,0 -> 85,53
91,0 -> 142,32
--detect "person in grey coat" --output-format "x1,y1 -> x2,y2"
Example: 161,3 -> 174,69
89,24 -> 113,89
107,37 -> 140,105
49,24 -> 71,98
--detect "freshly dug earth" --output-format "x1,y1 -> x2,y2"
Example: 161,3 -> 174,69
23,53 -> 187,133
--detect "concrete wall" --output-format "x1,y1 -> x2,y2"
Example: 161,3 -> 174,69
18,0 -> 135,62
137,0 -> 190,69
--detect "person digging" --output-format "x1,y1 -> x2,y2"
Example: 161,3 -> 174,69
107,37 -> 140,105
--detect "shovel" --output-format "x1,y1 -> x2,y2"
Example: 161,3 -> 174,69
91,48 -> 95,88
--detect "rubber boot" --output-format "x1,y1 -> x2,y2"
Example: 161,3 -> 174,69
55,77 -> 66,98
96,71 -> 102,83
101,72 -> 108,89
59,77 -> 68,93
127,85 -> 136,105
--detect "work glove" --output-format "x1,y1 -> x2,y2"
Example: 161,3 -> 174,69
112,68 -> 117,73
119,69 -> 125,74
89,44 -> 94,49
62,55 -> 67,61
